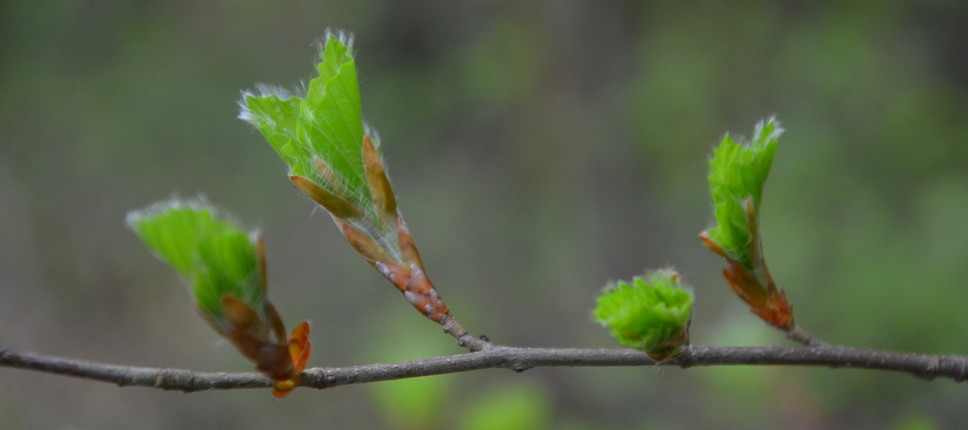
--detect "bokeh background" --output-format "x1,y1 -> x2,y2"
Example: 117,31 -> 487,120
2,1 -> 967,429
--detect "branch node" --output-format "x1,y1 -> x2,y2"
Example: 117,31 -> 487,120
154,368 -> 197,391
959,357 -> 968,382
299,368 -> 327,389
672,347 -> 696,369
786,325 -> 830,348
916,356 -> 942,381
510,362 -> 532,373
457,334 -> 492,352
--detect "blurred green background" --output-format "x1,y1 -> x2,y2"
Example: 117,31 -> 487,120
2,1 -> 967,428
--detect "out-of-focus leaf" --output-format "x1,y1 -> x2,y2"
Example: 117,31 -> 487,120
126,196 -> 261,323
459,384 -> 554,430
367,313 -> 456,430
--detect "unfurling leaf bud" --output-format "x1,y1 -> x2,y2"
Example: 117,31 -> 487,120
700,118 -> 794,330
593,270 -> 693,361
126,196 -> 311,398
704,117 -> 780,270
239,32 -> 461,335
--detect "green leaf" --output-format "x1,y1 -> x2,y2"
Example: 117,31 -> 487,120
705,118 -> 782,268
593,270 -> 693,360
459,384 -> 554,430
240,90 -> 305,171
239,32 -> 370,210
367,312 -> 456,430
126,197 -> 263,326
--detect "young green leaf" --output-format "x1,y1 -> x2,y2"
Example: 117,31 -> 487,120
240,33 -> 369,213
593,270 -> 693,361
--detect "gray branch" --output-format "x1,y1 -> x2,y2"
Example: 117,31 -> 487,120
3,343 -> 967,394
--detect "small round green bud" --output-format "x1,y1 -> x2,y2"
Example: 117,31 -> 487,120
593,269 -> 694,361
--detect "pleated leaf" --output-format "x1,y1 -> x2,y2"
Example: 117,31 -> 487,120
594,270 -> 693,361
240,32 -> 370,212
705,118 -> 782,269
126,197 -> 263,328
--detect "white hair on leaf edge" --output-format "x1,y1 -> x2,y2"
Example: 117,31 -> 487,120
125,194 -> 213,226
317,29 -> 355,52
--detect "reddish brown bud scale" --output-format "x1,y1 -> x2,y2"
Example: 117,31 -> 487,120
254,343 -> 295,381
216,294 -> 311,398
256,236 -> 269,295
720,257 -> 794,330
264,303 -> 288,345
404,264 -> 449,322
374,262 -> 409,292
702,197 -> 795,332
362,136 -> 397,218
396,211 -> 424,268
698,231 -> 730,259
288,322 -> 312,371
722,262 -> 766,307
290,175 -> 363,220
764,290 -> 794,330
337,220 -> 394,263
375,261 -> 450,322
356,136 -> 453,324
273,321 -> 312,398
293,135 -> 461,335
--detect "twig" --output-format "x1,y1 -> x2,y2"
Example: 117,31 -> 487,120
440,314 -> 491,352
3,344 -> 966,394
786,325 -> 830,348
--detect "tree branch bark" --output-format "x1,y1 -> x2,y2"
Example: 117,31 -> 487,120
3,343 -> 966,394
